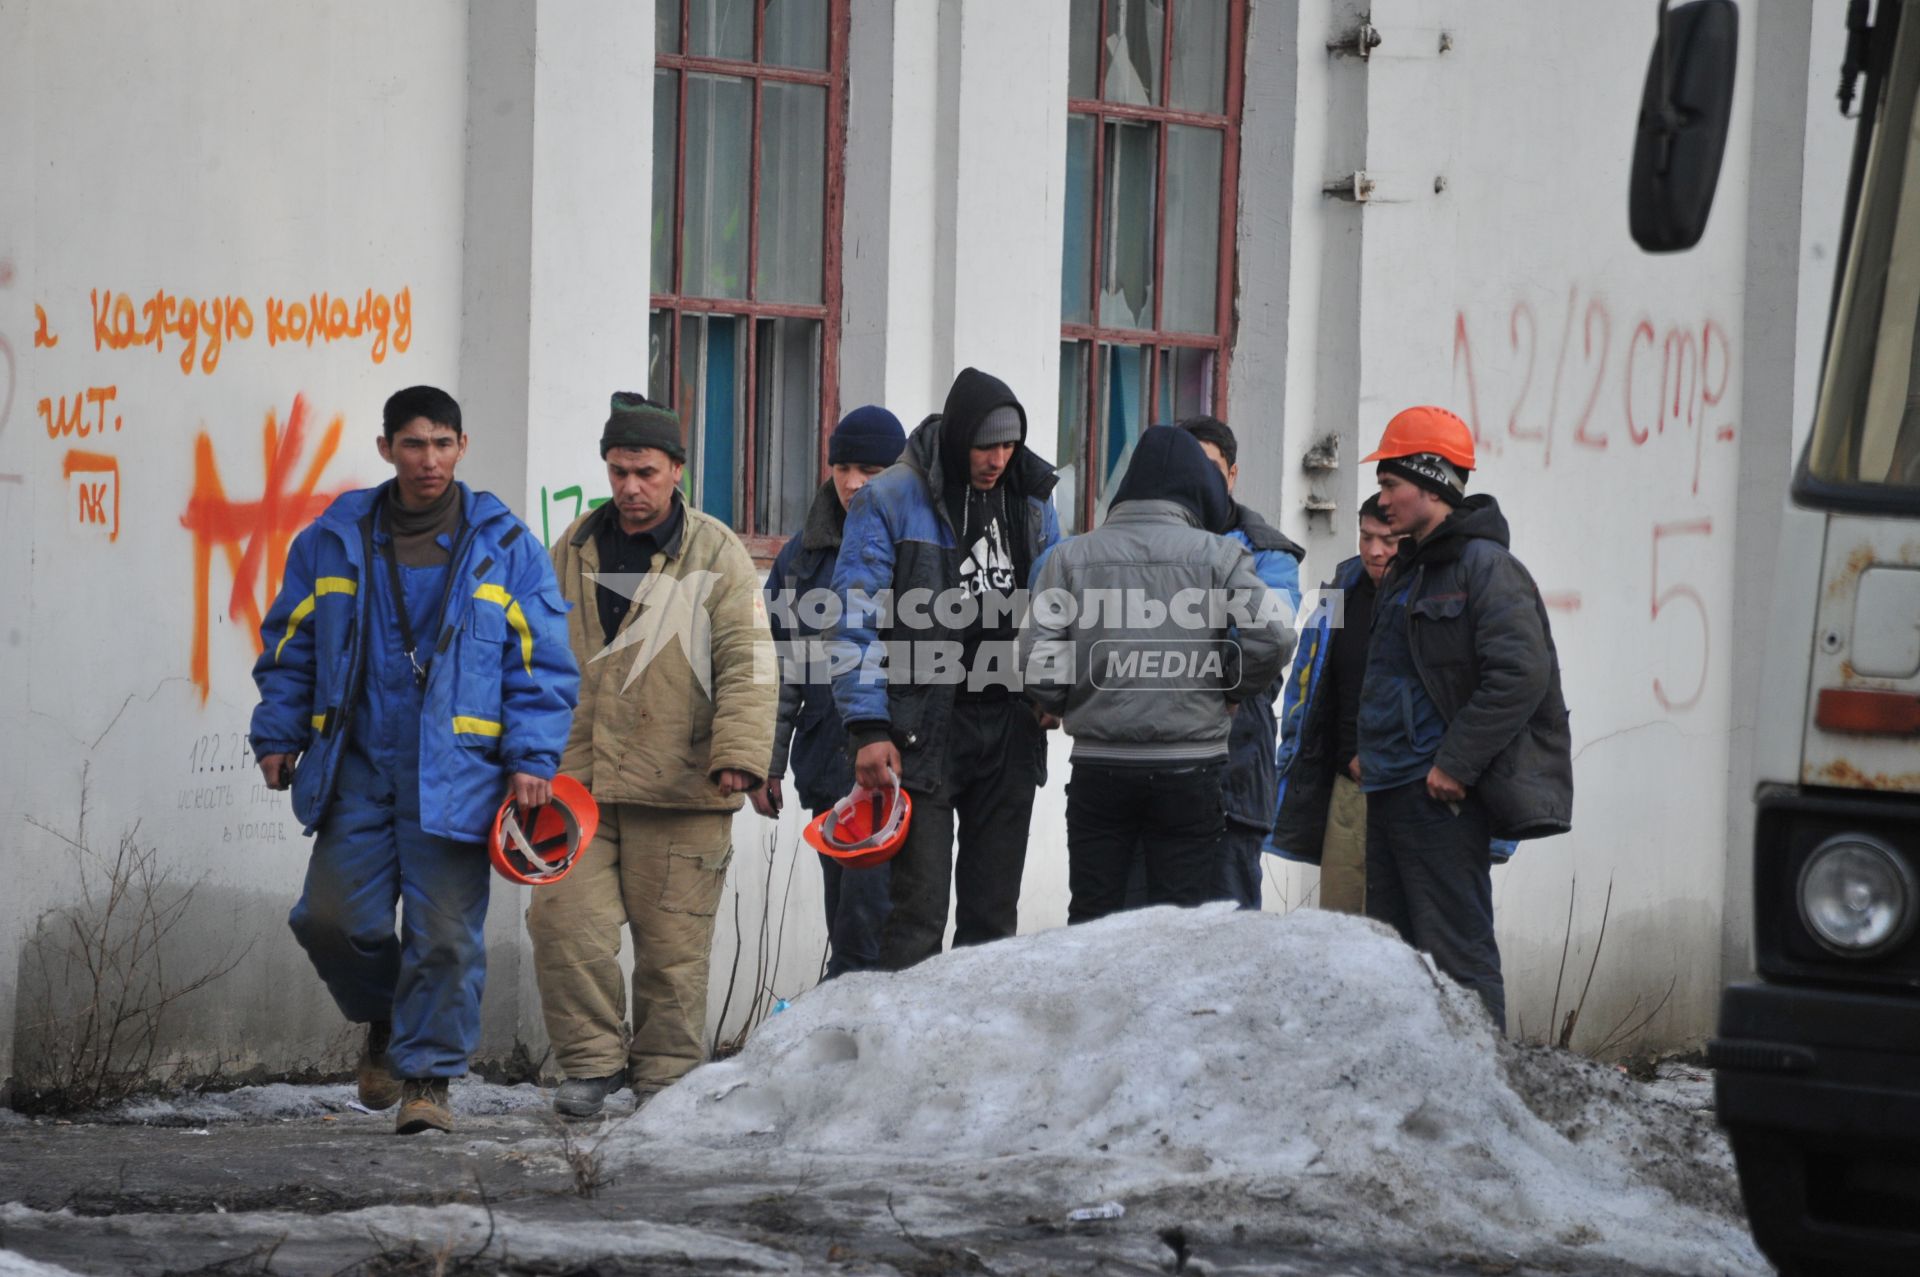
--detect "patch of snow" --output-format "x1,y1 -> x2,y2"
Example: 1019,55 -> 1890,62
97,1080 -> 549,1125
0,1203 -> 793,1272
0,1109 -> 31,1129
621,905 -> 1766,1276
0,1250 -> 84,1277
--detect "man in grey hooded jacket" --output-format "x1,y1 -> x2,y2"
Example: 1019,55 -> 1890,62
1022,426 -> 1296,922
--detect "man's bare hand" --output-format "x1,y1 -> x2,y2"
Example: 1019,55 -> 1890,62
855,739 -> 902,790
1033,707 -> 1061,731
715,768 -> 758,796
1347,755 -> 1362,784
259,753 -> 297,791
511,772 -> 552,809
1426,765 -> 1466,804
749,776 -> 784,819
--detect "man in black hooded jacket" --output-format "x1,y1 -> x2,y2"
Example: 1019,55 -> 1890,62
830,368 -> 1062,968
1360,406 -> 1572,1032
1022,426 -> 1295,921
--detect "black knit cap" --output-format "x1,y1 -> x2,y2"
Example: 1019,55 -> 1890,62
1377,453 -> 1467,506
601,391 -> 686,462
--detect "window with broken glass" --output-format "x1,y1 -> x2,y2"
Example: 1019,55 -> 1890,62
1058,0 -> 1246,532
652,0 -> 847,548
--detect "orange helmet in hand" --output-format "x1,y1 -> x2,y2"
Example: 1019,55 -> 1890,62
803,772 -> 912,870
489,776 -> 600,886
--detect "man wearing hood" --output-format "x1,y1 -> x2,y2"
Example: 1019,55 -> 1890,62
754,406 -> 907,976
831,368 -> 1062,969
1359,406 -> 1573,1032
1021,426 -> 1295,922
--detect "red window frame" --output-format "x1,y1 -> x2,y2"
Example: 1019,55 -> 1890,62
653,0 -> 850,557
1061,0 -> 1248,528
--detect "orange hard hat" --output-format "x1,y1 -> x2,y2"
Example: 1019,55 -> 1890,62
1361,406 -> 1476,472
489,775 -> 600,886
803,772 -> 912,870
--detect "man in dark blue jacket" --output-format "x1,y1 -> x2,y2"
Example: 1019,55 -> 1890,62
1267,496 -> 1400,912
1179,417 -> 1303,908
1358,406 -> 1572,1032
755,406 -> 906,976
250,386 -> 578,1135
830,368 -> 1061,969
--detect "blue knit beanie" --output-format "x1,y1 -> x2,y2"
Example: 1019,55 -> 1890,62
829,405 -> 906,468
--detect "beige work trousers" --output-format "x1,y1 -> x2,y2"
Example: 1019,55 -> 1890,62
1318,774 -> 1368,914
526,804 -> 732,1089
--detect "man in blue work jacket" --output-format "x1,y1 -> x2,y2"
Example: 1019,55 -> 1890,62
250,385 -> 578,1135
1179,416 -> 1303,908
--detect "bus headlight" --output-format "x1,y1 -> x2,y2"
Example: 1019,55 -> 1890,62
1797,834 -> 1918,958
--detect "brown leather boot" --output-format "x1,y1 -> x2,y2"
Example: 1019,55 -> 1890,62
394,1078 -> 453,1135
355,1021 -> 402,1112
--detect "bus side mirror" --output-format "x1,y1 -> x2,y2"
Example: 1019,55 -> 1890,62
1630,0 -> 1739,253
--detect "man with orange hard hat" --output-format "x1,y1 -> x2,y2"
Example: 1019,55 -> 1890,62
1356,405 -> 1572,1031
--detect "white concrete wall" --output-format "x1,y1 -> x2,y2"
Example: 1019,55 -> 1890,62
0,0 -> 472,1084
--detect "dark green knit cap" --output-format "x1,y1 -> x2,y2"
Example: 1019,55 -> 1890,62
601,391 -> 686,462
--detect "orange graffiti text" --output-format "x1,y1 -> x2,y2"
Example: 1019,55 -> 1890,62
265,287 -> 411,364
33,304 -> 58,349
89,289 -> 255,376
39,385 -> 120,438
64,449 -> 120,540
179,395 -> 349,702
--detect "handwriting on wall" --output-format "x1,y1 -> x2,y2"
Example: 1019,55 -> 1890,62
1451,285 -> 1734,716
179,395 -> 349,702
42,286 -> 413,377
28,284 -> 408,541
538,482 -> 610,547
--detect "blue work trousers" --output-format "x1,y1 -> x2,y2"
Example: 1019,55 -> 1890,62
811,806 -> 891,978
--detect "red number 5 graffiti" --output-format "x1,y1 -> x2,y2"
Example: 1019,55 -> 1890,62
1651,518 -> 1713,712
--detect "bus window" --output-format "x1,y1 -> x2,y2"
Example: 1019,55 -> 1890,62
1807,13 -> 1920,494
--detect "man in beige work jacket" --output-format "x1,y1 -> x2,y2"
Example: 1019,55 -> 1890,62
533,391 -> 777,1119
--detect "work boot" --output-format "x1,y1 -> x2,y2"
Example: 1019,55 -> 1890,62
395,1078 -> 453,1135
356,1020 -> 401,1112
552,1073 -> 625,1120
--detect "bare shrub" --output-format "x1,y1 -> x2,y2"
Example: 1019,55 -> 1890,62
15,774 -> 251,1112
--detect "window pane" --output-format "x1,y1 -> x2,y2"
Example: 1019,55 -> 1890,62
1069,0 -> 1099,99
1163,124 -> 1223,333
755,317 -> 822,534
680,312 -> 748,526
1096,342 -> 1152,520
1102,0 -> 1163,106
657,0 -> 681,55
1156,345 -> 1214,421
650,309 -> 675,403
757,82 -> 827,304
1099,119 -> 1157,330
1058,340 -> 1091,532
1062,114 -> 1096,325
1169,0 -> 1228,114
683,74 -> 752,300
652,70 -> 679,294
689,0 -> 752,60
764,0 -> 828,70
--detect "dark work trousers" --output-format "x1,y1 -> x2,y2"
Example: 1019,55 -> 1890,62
1364,779 -> 1505,1031
812,805 -> 892,978
1067,761 -> 1227,924
878,699 -> 1042,970
1120,815 -> 1262,910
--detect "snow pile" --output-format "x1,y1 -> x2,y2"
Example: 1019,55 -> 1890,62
624,905 -> 1764,1275
0,1250 -> 82,1277
102,1079 -> 548,1125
